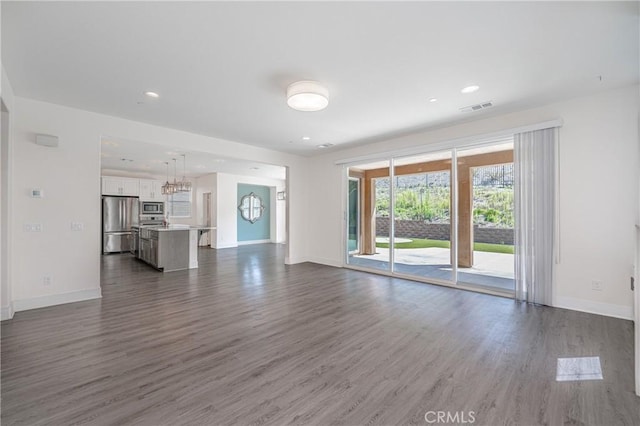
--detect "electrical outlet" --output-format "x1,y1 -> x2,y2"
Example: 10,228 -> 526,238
591,280 -> 604,291
43,276 -> 52,286
23,223 -> 43,232
71,222 -> 84,231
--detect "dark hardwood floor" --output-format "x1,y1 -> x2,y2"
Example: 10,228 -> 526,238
2,244 -> 639,425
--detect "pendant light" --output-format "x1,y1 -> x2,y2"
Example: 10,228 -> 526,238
177,154 -> 192,192
161,161 -> 176,195
173,158 -> 178,190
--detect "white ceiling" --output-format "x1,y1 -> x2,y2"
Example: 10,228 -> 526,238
2,2 -> 638,156
100,137 -> 286,181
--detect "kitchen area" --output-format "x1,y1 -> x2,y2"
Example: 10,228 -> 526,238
102,175 -> 213,272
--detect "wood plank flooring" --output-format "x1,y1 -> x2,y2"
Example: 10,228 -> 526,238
2,244 -> 639,425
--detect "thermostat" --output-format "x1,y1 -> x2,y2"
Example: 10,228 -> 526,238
30,188 -> 44,198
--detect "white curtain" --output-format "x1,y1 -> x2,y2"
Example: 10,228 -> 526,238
514,127 -> 558,305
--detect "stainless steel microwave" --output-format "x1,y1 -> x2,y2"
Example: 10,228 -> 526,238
140,201 -> 164,215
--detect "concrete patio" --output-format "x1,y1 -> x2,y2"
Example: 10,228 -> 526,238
350,247 -> 515,292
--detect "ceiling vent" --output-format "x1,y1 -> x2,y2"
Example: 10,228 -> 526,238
459,101 -> 493,113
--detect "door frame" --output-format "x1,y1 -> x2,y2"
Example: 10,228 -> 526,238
342,139 -> 515,299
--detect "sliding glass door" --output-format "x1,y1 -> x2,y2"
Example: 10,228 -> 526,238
346,160 -> 390,271
344,140 -> 515,296
348,178 -> 360,253
392,151 -> 454,283
456,143 -> 515,292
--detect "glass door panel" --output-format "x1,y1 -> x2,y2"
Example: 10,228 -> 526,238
392,151 -> 453,282
456,142 -> 515,292
347,178 -> 359,253
346,161 -> 390,271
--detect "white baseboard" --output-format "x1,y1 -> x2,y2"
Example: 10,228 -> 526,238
285,256 -> 308,265
554,296 -> 633,320
1,303 -> 14,321
307,256 -> 343,268
213,243 -> 238,249
237,239 -> 271,246
13,288 -> 102,313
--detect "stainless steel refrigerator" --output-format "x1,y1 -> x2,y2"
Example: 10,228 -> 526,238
102,196 -> 139,254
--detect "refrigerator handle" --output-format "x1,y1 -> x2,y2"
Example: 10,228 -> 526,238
120,199 -> 125,230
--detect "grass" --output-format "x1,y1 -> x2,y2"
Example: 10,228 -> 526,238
376,238 -> 514,254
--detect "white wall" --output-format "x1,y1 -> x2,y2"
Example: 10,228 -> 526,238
306,85 -> 639,320
1,65 -> 16,320
213,172 -> 286,248
7,83 -> 636,321
8,96 -> 309,312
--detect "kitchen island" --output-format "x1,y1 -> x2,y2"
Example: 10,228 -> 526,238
137,225 -> 215,272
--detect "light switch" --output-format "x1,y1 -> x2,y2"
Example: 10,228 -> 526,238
23,223 -> 43,232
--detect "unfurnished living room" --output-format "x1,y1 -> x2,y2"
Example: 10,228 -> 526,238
1,1 -> 639,425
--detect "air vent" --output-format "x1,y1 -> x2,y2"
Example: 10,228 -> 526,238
460,101 -> 493,113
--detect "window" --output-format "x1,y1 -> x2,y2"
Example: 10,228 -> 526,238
168,191 -> 191,218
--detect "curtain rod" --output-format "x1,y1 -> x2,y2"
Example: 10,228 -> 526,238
335,118 -> 563,166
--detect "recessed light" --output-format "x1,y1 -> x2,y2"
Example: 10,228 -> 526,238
428,98 -> 438,103
317,143 -> 334,149
302,136 -> 311,141
144,91 -> 160,98
461,85 -> 480,94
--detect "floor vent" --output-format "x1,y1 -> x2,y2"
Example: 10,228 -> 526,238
460,101 -> 493,113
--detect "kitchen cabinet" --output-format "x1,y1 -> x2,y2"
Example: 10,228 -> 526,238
137,226 -> 212,272
138,227 -> 187,271
139,179 -> 164,201
102,176 -> 140,196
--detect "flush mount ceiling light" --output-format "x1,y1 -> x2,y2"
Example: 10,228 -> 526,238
144,91 -> 160,98
461,85 -> 480,94
286,81 -> 329,112
428,98 -> 438,103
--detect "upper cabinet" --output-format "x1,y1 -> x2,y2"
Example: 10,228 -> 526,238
102,176 -> 140,196
139,179 -> 164,201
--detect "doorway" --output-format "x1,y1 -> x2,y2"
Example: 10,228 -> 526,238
201,192 -> 212,246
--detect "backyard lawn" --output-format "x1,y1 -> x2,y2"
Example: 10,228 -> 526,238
376,238 -> 514,254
